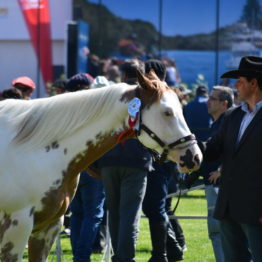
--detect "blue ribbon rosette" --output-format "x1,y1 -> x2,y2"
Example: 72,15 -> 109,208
128,97 -> 141,130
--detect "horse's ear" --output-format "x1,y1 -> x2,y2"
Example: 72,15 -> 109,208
148,69 -> 160,80
136,68 -> 152,90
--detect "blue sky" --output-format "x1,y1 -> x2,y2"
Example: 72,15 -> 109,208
88,0 -> 247,36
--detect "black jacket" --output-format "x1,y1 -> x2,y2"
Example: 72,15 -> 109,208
96,138 -> 152,172
204,106 -> 262,225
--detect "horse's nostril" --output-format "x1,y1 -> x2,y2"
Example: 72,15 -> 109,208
194,154 -> 200,165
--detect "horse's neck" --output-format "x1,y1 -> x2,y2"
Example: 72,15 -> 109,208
61,101 -> 129,175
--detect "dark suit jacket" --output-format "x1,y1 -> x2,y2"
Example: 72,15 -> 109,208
204,106 -> 262,225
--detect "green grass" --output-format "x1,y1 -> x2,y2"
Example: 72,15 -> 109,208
22,189 -> 215,261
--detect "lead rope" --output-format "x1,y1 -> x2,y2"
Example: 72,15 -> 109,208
172,185 -> 182,214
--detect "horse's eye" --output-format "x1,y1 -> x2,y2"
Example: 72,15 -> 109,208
164,110 -> 173,117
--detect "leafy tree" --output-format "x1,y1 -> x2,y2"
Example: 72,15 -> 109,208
240,0 -> 262,29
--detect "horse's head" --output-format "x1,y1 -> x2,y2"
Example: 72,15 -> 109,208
136,69 -> 202,173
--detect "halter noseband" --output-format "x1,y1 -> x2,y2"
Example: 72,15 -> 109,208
137,121 -> 196,163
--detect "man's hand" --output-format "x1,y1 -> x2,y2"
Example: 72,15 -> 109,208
208,170 -> 221,184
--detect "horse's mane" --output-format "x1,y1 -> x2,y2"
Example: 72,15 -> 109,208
0,83 -> 131,149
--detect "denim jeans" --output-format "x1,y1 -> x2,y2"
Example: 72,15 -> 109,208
70,173 -> 105,262
205,185 -> 224,262
142,168 -> 170,222
220,218 -> 262,262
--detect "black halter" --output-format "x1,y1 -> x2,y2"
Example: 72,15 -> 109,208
134,88 -> 196,163
137,123 -> 196,163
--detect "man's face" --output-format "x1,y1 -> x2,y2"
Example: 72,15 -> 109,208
207,90 -> 224,117
235,77 -> 253,102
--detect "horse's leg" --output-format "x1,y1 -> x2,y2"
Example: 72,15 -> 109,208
28,218 -> 63,262
0,207 -> 34,262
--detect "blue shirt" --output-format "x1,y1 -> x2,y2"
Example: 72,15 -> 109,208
237,101 -> 262,142
184,96 -> 213,141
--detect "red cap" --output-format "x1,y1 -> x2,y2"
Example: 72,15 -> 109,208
12,76 -> 36,89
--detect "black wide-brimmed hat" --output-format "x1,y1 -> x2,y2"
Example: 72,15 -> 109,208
221,56 -> 262,79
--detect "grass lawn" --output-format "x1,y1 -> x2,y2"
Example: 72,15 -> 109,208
22,189 -> 215,262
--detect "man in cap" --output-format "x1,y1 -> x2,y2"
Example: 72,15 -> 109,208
12,76 -> 35,100
204,56 -> 262,261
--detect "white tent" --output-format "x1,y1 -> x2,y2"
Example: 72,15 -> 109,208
0,0 -> 72,97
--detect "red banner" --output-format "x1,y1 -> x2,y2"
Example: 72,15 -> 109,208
18,0 -> 53,88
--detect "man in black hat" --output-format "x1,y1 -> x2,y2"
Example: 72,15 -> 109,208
204,56 -> 262,262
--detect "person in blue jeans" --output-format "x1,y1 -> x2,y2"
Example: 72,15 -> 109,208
142,162 -> 183,262
96,59 -> 152,262
70,172 -> 105,262
142,59 -> 184,262
65,73 -> 105,262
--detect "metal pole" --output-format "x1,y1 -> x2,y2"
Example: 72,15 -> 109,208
214,0 -> 220,85
98,0 -> 102,57
158,0 -> 163,57
36,0 -> 41,97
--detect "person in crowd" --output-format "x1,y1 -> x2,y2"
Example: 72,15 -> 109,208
0,88 -> 23,100
96,59 -> 152,262
164,58 -> 181,87
204,56 -> 262,262
205,85 -> 234,262
12,76 -> 35,99
67,73 -> 106,262
51,77 -> 68,95
91,75 -> 110,89
88,54 -> 100,78
232,87 -> 241,106
90,75 -> 111,254
142,59 -> 184,262
185,85 -> 234,262
184,85 -> 212,141
177,85 -> 192,108
65,73 -> 94,92
106,65 -> 121,83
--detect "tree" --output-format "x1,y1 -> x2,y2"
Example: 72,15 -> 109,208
240,0 -> 262,29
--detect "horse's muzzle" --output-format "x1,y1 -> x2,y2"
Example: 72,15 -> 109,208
179,149 -> 202,173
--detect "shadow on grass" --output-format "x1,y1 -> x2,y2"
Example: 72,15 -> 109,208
136,248 -> 151,254
180,194 -> 206,199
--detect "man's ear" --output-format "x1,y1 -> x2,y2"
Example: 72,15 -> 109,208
223,99 -> 229,109
251,78 -> 258,88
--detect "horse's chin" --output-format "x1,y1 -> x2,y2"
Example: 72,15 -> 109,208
168,149 -> 202,173
177,165 -> 200,174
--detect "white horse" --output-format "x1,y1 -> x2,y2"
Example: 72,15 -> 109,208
0,70 -> 202,261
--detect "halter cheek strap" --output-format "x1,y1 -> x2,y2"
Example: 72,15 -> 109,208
140,124 -> 196,149
135,102 -> 196,163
